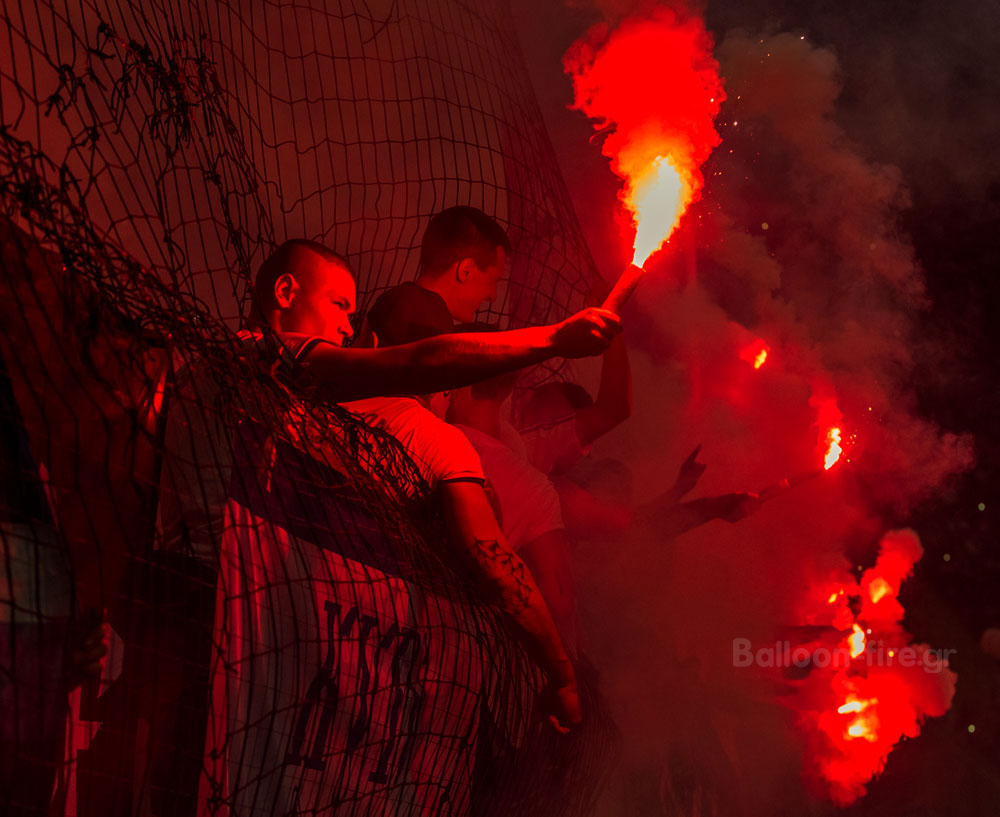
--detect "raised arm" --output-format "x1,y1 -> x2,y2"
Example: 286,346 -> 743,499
634,492 -> 761,538
574,277 -> 632,447
298,308 -> 621,403
552,478 -> 632,540
439,480 -> 581,732
574,332 -> 632,447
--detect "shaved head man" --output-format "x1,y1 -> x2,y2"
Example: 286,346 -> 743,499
251,239 -> 356,344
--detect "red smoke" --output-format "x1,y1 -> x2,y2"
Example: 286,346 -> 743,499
563,7 -> 724,266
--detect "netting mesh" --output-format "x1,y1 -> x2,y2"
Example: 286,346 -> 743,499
1,1 -> 614,815
2,0 -> 597,328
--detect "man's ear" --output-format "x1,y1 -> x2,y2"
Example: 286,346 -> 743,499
356,317 -> 377,348
455,257 -> 476,284
273,272 -> 299,308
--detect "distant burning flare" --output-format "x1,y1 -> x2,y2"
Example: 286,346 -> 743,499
565,7 -> 724,268
837,694 -> 880,742
847,623 -> 866,658
823,427 -> 843,470
739,339 -> 770,369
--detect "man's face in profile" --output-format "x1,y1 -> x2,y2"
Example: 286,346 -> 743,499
454,246 -> 506,322
284,258 -> 357,345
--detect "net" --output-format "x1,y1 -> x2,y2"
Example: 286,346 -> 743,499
0,1 -> 613,815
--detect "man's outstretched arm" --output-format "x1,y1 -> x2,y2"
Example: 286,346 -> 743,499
297,308 -> 621,403
439,480 -> 581,733
634,492 -> 761,538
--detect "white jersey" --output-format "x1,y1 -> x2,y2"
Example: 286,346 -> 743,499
343,396 -> 485,491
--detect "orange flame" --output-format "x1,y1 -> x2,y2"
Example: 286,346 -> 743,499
848,623 -> 866,658
823,427 -> 843,470
868,577 -> 892,604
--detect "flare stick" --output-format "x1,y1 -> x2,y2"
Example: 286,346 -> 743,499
602,263 -> 646,314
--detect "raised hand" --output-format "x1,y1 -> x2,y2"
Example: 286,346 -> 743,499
709,492 -> 762,523
550,307 -> 622,359
672,443 -> 707,500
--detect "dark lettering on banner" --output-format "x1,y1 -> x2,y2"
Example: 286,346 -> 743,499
285,600 -> 424,782
370,625 -> 422,784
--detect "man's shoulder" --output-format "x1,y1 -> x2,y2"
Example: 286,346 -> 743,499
456,424 -> 536,473
343,395 -> 420,417
345,396 -> 462,445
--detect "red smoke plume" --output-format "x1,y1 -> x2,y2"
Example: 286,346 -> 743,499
563,7 -> 724,266
561,23 -> 971,816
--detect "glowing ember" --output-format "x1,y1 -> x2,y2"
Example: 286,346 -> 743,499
754,348 -> 768,369
868,577 -> 892,604
827,591 -> 840,604
564,8 -> 724,267
838,700 -> 863,715
848,623 -> 866,658
823,427 -> 843,470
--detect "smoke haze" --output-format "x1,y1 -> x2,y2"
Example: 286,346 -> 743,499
525,6 -> 981,811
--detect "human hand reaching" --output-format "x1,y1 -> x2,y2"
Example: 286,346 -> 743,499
549,308 -> 621,359
708,492 -> 761,523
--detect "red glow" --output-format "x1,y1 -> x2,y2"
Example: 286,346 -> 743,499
565,8 -> 724,266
